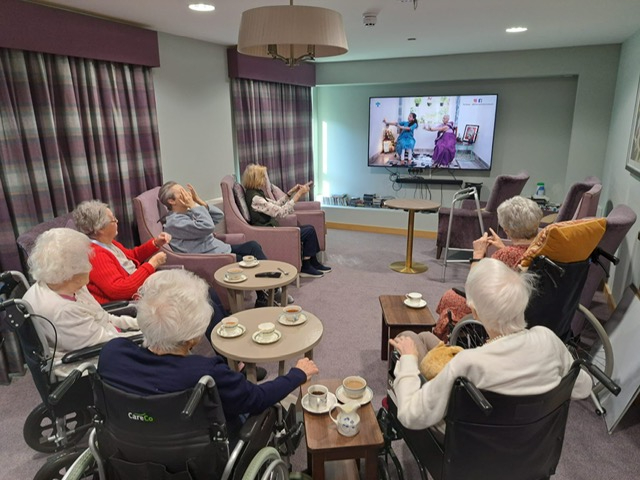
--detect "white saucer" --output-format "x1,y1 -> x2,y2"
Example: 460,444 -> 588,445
277,312 -> 308,326
301,392 -> 338,414
216,324 -> 246,338
335,385 -> 373,405
239,260 -> 260,268
252,329 -> 282,345
404,299 -> 427,309
224,274 -> 248,283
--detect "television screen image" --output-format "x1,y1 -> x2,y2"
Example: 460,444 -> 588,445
368,94 -> 498,170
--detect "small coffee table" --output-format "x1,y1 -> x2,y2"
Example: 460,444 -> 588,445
380,295 -> 436,363
302,379 -> 383,480
213,260 -> 297,313
210,307 -> 323,383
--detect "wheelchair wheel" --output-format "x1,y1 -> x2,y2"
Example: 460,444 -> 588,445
24,403 -> 92,453
449,319 -> 488,349
567,304 -> 613,396
241,446 -> 288,480
33,449 -> 96,480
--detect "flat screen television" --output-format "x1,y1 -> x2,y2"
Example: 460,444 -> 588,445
368,94 -> 498,170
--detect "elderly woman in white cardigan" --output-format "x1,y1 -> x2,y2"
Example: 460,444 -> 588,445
389,258 -> 592,433
23,228 -> 139,361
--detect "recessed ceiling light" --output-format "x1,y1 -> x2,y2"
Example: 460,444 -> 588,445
189,3 -> 215,12
506,27 -> 527,33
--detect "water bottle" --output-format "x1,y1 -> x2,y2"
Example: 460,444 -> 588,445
535,182 -> 545,197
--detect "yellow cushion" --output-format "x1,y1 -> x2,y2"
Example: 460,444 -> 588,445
520,218 -> 606,268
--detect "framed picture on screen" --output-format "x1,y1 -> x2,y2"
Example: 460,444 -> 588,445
463,124 -> 479,143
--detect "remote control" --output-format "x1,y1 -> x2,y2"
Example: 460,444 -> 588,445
255,272 -> 282,278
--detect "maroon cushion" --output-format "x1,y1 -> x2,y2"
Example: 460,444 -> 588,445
232,183 -> 251,223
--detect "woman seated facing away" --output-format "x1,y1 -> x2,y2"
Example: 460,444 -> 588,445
23,228 -> 139,361
390,258 -> 592,433
72,200 -> 170,304
241,164 -> 330,278
433,195 -> 543,340
98,269 -> 319,439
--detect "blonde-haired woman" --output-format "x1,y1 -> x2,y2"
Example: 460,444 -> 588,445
242,164 -> 330,278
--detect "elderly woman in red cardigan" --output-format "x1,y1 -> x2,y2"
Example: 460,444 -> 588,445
72,200 -> 169,304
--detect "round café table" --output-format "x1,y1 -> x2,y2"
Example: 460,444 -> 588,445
385,198 -> 440,274
210,307 -> 323,383
214,260 -> 297,313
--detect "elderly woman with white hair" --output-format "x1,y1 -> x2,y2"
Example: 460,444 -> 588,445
22,228 -> 138,359
72,200 -> 170,304
390,258 -> 592,432
98,269 -> 319,438
432,195 -> 544,340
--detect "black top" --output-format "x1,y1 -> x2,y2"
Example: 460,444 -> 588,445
245,188 -> 279,227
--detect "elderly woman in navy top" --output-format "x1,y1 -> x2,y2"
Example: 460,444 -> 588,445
389,258 -> 592,434
98,269 -> 319,439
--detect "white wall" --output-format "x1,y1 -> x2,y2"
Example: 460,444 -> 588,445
600,28 -> 640,300
153,33 -> 235,200
314,46 -> 620,230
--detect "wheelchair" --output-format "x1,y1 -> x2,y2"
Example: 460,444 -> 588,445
0,271 -> 140,479
52,363 -> 302,480
378,353 -> 620,480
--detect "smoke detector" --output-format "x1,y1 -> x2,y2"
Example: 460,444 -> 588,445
363,13 -> 377,27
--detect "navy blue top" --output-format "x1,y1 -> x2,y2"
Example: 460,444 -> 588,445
98,338 -> 306,435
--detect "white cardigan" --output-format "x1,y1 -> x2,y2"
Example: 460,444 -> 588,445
23,282 -> 138,360
393,326 -> 593,431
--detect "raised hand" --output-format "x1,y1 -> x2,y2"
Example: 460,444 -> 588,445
148,251 -> 167,268
486,227 -> 505,250
187,183 -> 206,207
154,232 -> 171,247
472,232 -> 490,259
389,335 -> 419,357
295,358 -> 319,381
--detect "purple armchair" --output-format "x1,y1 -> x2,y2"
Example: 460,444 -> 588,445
220,175 -> 302,275
133,187 -> 245,310
544,176 -> 602,226
572,204 -> 637,335
16,213 -> 77,272
436,172 -> 530,259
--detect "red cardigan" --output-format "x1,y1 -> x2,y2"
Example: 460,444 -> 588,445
88,239 -> 159,304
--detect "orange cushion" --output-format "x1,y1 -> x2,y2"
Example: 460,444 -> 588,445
520,218 -> 606,268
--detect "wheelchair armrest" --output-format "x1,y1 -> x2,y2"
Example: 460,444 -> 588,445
458,377 -> 493,415
237,408 -> 272,443
102,300 -> 130,312
61,334 -> 144,364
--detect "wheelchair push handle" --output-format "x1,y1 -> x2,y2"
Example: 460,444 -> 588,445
49,363 -> 96,405
181,375 -> 216,420
459,377 -> 493,415
592,247 -> 619,266
583,362 -> 621,396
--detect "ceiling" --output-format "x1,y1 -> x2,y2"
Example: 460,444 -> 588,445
28,0 -> 640,63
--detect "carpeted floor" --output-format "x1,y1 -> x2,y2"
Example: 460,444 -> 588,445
1,229 -> 639,479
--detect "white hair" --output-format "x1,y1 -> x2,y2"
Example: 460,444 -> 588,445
136,270 -> 214,351
465,258 -> 534,335
28,228 -> 92,285
497,196 -> 543,240
72,200 -> 111,237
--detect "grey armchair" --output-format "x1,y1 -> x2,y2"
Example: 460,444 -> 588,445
542,176 -> 602,227
436,172 -> 530,259
133,187 -> 244,310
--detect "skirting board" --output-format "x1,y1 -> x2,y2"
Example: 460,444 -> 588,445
327,222 -> 436,239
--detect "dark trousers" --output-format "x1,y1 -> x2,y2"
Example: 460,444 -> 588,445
300,225 -> 320,258
205,287 -> 228,342
230,241 -> 268,262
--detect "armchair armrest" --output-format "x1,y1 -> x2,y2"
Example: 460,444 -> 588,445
294,201 -> 322,211
215,233 -> 246,244
278,215 -> 299,227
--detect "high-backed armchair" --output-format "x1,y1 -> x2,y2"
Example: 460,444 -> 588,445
220,175 -> 303,273
552,176 -> 602,224
436,172 -> 530,259
572,204 -> 637,335
133,187 -> 242,310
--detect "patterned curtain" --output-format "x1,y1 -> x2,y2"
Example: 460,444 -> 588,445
0,48 -> 162,272
231,78 -> 313,196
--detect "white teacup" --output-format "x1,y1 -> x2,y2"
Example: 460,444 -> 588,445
307,384 -> 328,410
242,255 -> 257,265
225,267 -> 244,281
257,322 -> 276,336
405,292 -> 423,307
221,317 -> 239,332
343,375 -> 367,399
283,305 -> 302,322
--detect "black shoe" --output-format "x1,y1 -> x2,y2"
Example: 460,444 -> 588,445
241,365 -> 267,381
255,297 -> 269,308
300,265 -> 324,278
311,257 -> 332,273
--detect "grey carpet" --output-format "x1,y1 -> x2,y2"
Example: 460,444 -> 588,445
1,229 -> 638,479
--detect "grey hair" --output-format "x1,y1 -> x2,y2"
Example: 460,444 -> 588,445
28,228 -> 93,285
497,196 -> 543,240
158,181 -> 178,210
136,270 -> 214,351
72,200 -> 111,237
465,258 -> 534,335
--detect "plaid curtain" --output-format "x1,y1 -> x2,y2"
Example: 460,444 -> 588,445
231,78 -> 313,196
0,48 -> 162,272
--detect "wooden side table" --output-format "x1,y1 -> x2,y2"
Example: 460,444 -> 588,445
302,379 -> 383,480
380,295 -> 436,362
